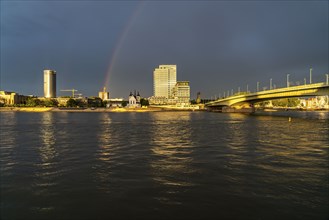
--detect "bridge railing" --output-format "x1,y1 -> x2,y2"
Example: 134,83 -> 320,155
252,82 -> 327,96
207,82 -> 328,105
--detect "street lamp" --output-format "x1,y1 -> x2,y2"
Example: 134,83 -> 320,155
270,78 -> 272,90
246,84 -> 249,93
287,74 -> 290,87
257,82 -> 259,92
310,67 -> 312,84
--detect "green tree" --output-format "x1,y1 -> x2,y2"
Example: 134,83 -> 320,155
287,98 -> 300,107
258,101 -> 270,107
272,98 -> 300,107
140,98 -> 149,107
26,98 -> 41,107
121,101 -> 128,107
43,99 -> 58,107
66,98 -> 77,107
87,97 -> 103,107
190,99 -> 197,105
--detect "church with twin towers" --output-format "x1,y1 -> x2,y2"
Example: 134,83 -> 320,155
150,65 -> 190,105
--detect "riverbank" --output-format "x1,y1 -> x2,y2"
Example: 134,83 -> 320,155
2,106 -> 327,113
0,107 -> 203,112
0,107 -> 54,112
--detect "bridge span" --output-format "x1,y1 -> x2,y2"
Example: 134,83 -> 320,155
205,83 -> 329,112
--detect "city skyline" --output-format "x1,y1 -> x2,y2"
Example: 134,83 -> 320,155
1,1 -> 328,98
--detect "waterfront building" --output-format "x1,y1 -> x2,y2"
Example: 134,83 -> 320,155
99,87 -> 110,100
153,65 -> 177,98
127,91 -> 141,108
44,70 -> 56,98
0,91 -> 29,105
299,96 -> 329,109
148,96 -> 168,105
172,81 -> 190,105
106,98 -> 123,107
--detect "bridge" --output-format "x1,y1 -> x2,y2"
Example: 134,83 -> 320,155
205,83 -> 329,112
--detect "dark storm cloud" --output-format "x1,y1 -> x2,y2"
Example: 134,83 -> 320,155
1,1 -> 328,98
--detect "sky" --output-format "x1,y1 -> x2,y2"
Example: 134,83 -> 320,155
1,0 -> 328,99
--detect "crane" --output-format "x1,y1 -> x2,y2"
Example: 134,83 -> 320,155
60,89 -> 78,98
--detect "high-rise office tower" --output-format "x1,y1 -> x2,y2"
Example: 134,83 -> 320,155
44,70 -> 56,98
153,65 -> 177,98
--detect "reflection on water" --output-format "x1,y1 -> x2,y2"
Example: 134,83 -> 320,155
149,112 -> 195,204
225,113 -> 249,158
31,113 -> 59,214
95,113 -> 113,193
0,112 -> 18,173
39,113 -> 57,164
224,114 -> 250,187
97,113 -> 112,162
0,111 -> 328,219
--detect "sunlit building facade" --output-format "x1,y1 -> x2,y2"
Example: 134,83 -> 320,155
44,70 -> 56,98
127,91 -> 141,108
98,87 -> 110,100
172,81 -> 190,105
299,96 -> 329,109
0,91 -> 29,105
153,65 -> 177,98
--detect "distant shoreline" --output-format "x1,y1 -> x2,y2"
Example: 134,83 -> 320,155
0,107 -> 327,113
0,107 -> 202,113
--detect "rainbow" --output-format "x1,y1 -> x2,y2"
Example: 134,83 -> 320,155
103,1 -> 145,89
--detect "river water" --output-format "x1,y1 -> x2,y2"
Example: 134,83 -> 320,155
0,111 -> 328,219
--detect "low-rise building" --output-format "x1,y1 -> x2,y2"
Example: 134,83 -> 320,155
148,96 -> 168,105
127,91 -> 141,108
106,98 -> 124,107
172,81 -> 190,105
299,96 -> 329,109
0,91 -> 29,105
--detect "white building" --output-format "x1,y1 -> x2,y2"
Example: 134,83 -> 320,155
148,96 -> 167,105
106,98 -> 123,107
0,91 -> 29,105
44,70 -> 56,98
153,65 -> 177,98
127,91 -> 141,108
172,81 -> 190,105
299,96 -> 329,109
